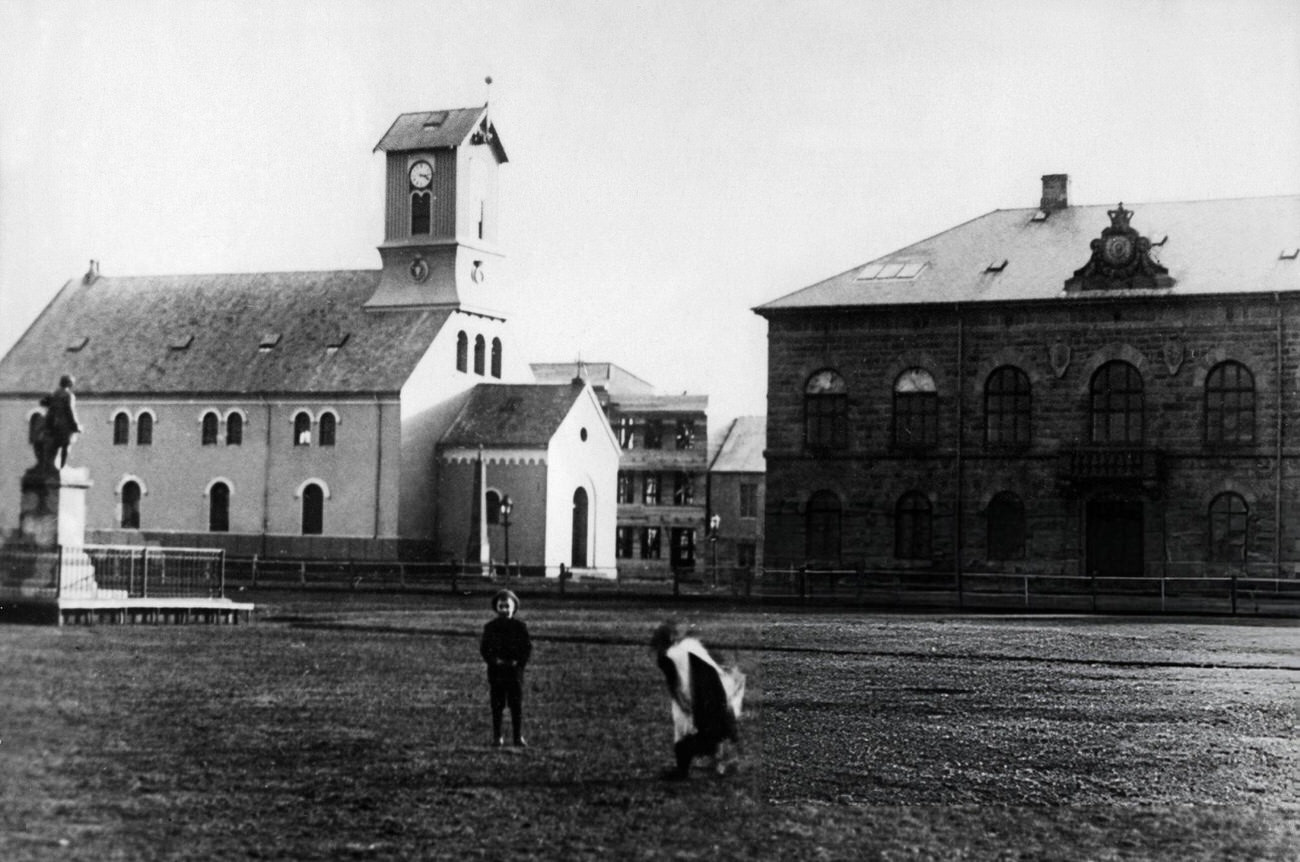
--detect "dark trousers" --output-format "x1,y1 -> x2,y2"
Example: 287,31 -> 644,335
487,665 -> 524,739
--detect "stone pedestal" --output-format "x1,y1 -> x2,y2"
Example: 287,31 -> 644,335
20,466 -> 91,548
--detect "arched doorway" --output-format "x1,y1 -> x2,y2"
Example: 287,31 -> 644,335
121,481 -> 141,529
571,487 -> 588,568
302,483 -> 324,535
209,482 -> 230,533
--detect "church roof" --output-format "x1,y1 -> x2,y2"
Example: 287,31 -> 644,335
373,106 -> 507,161
756,194 -> 1300,313
709,416 -> 766,473
441,382 -> 587,448
0,270 -> 453,397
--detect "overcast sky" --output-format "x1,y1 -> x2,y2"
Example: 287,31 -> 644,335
2,0 -> 1298,428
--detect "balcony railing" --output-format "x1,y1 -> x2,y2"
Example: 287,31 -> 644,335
1056,447 -> 1163,488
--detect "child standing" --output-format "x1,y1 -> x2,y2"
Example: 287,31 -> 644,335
480,589 -> 532,747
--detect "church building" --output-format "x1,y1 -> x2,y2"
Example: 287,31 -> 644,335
755,176 -> 1300,581
0,106 -> 619,569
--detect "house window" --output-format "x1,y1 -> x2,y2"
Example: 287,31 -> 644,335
456,332 -> 468,372
121,481 -> 141,529
805,490 -> 842,564
671,528 -> 697,569
673,472 -> 694,506
113,412 -> 130,445
804,369 -> 848,450
1205,361 -> 1255,446
617,472 -> 632,504
640,527 -> 661,559
643,473 -> 660,505
644,420 -> 663,449
201,412 -> 220,446
987,491 -> 1026,560
474,335 -> 486,375
616,526 -> 635,558
226,413 -> 243,446
491,338 -> 502,378
894,368 -> 937,449
411,190 -> 431,235
617,417 -> 635,449
209,482 -> 230,533
1090,361 -> 1143,444
1208,492 -> 1248,564
136,413 -> 153,446
675,420 -> 695,450
319,412 -> 337,447
293,412 -> 312,446
895,491 -> 932,560
739,483 -> 759,519
985,366 -> 1031,448
301,483 -> 324,535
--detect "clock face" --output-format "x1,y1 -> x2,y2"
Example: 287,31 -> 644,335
1102,234 -> 1135,266
408,160 -> 433,189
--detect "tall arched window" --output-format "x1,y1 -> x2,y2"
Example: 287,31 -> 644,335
456,332 -> 468,372
136,413 -> 153,446
226,413 -> 243,446
474,335 -> 486,375
895,491 -> 932,560
804,369 -> 848,450
410,190 -> 431,235
894,368 -> 938,448
805,490 -> 842,563
293,412 -> 312,446
491,337 -> 503,378
302,483 -> 324,535
987,491 -> 1026,560
201,411 -> 220,446
1090,361 -> 1143,444
318,412 -> 336,447
1208,492 -> 1248,564
1205,361 -> 1255,446
113,412 -> 130,445
209,482 -> 230,533
121,481 -> 141,529
985,366 -> 1031,448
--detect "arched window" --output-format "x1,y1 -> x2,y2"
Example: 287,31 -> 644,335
894,368 -> 938,448
984,366 -> 1031,448
805,490 -> 842,563
136,413 -> 153,446
895,491 -> 932,560
987,491 -> 1026,560
121,481 -> 141,529
411,190 -> 431,235
474,335 -> 486,375
456,332 -> 468,372
804,369 -> 848,450
226,413 -> 243,446
293,412 -> 312,446
1208,492 -> 1248,564
1205,361 -> 1255,446
486,490 -> 502,525
318,412 -> 336,447
1090,361 -> 1143,444
301,483 -> 324,535
201,412 -> 220,446
209,482 -> 230,533
113,412 -> 130,446
491,337 -> 502,378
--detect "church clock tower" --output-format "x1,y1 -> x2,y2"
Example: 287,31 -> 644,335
366,106 -> 508,311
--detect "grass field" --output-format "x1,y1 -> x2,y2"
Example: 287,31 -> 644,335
2,592 -> 1298,860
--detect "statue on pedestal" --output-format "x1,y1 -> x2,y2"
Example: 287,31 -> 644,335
32,375 -> 81,472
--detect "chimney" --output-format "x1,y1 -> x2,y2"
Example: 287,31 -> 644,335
1040,174 -> 1069,211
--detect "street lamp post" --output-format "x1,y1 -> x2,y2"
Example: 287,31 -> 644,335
500,495 -> 513,576
709,513 -> 720,587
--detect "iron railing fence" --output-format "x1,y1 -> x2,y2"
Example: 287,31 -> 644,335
0,545 -> 226,601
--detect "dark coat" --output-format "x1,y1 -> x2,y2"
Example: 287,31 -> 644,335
480,616 -> 532,669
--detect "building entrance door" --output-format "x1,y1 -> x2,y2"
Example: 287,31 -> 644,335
571,488 -> 588,568
1086,498 -> 1143,577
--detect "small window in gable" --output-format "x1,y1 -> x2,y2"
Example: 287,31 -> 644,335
474,335 -> 486,375
65,336 -> 89,352
201,412 -> 219,446
113,412 -> 130,445
136,413 -> 153,446
456,332 -> 468,372
491,337 -> 502,378
258,333 -> 281,353
294,412 -> 312,446
319,412 -> 337,447
226,413 -> 243,446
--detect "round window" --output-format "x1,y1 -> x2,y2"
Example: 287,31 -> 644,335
580,427 -> 588,441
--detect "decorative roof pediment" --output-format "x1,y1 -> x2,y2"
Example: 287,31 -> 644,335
1065,203 -> 1174,292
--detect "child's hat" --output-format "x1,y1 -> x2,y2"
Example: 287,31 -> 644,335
491,589 -> 520,612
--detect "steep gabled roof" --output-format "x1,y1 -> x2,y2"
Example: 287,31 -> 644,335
0,270 -> 453,396
440,382 -> 586,448
373,106 -> 508,161
756,195 -> 1300,312
710,416 -> 766,473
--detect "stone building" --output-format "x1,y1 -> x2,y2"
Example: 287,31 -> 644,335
706,415 -> 765,576
0,106 -> 617,569
755,176 -> 1300,580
